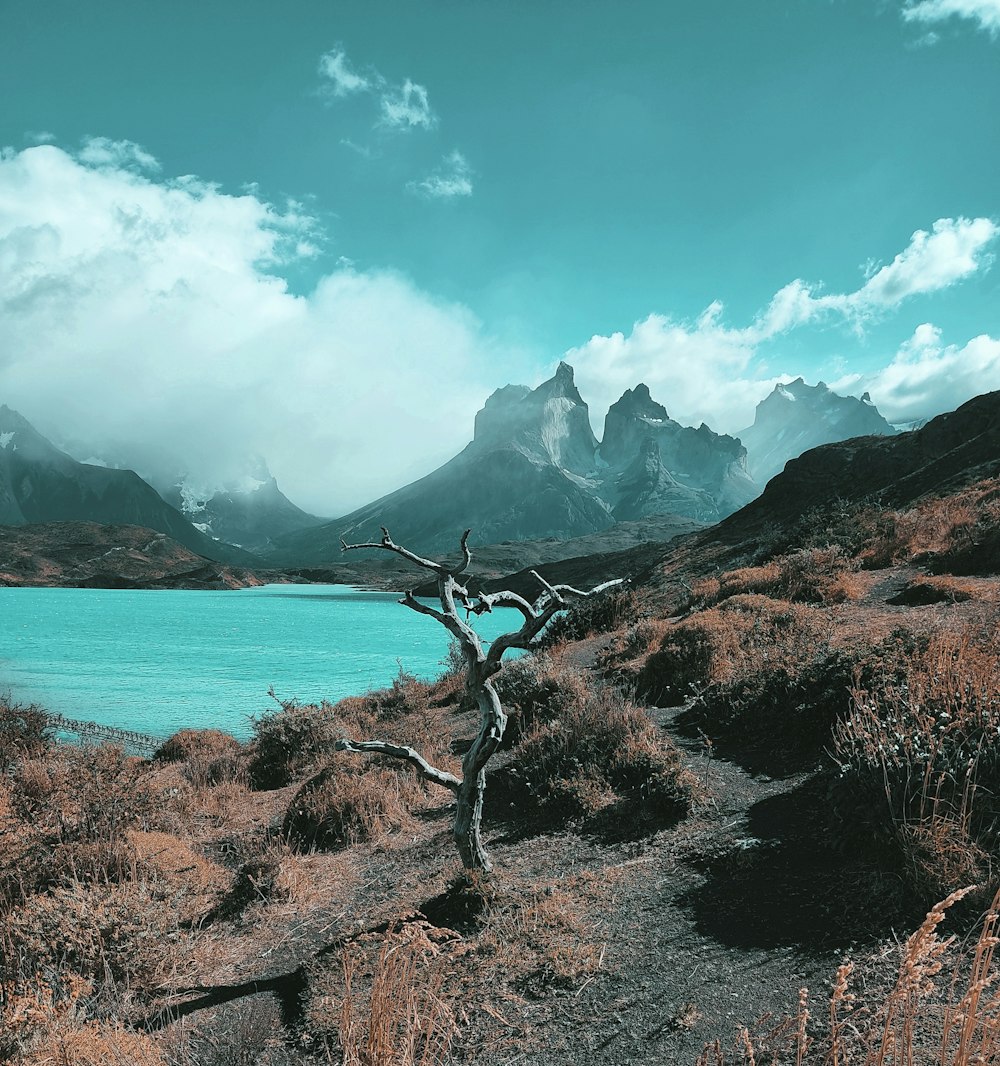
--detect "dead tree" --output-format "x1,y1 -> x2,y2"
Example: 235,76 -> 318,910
337,527 -> 621,872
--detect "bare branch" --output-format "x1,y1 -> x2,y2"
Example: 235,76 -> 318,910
468,590 -> 537,624
336,738 -> 461,793
341,526 -> 448,576
485,576 -> 625,671
530,568 -> 565,606
451,528 -> 473,576
399,590 -> 449,626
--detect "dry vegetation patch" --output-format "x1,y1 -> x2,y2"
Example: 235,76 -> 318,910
833,626 -> 1000,907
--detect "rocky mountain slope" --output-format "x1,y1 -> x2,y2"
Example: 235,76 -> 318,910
493,389 -> 1000,599
270,364 -> 756,562
739,378 -> 897,486
0,406 -> 253,565
157,465 -> 325,554
598,384 -> 757,520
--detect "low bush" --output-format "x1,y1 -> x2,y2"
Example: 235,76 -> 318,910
154,727 -> 245,787
282,762 -> 421,852
2,745 -> 165,901
638,595 -> 830,707
542,587 -> 640,645
0,697 -> 53,770
506,684 -> 699,824
638,596 -> 930,771
690,546 -> 863,609
247,697 -> 340,790
249,674 -> 434,791
493,654 -> 588,746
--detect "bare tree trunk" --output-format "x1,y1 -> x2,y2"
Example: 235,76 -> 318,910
336,527 -> 620,872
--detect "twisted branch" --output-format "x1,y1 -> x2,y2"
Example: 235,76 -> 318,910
335,738 -> 460,792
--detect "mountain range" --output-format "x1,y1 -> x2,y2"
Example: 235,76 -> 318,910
738,377 -> 898,485
1,369 -> 903,566
0,406 -> 252,565
270,363 -> 893,561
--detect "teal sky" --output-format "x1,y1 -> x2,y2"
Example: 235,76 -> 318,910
2,0 -> 999,512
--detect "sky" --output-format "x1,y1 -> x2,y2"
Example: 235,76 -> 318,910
1,0 -> 1000,515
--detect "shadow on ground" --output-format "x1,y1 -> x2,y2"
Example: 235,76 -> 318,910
678,773 -> 919,950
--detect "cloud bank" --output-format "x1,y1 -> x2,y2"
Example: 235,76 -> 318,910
902,0 -> 1000,36
568,217 -> 1000,434
0,142 -> 499,515
1,140 -> 997,519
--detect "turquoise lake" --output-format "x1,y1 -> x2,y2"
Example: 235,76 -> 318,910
0,584 -> 522,740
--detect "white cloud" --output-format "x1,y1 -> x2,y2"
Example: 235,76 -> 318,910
835,323 -> 1000,422
902,0 -> 1000,35
567,306 -> 783,435
753,217 -> 998,337
568,219 -> 999,436
317,47 -> 370,96
317,46 -> 437,132
408,150 -> 473,199
78,136 -> 160,172
0,144 -> 504,516
25,130 -> 55,145
378,78 -> 436,130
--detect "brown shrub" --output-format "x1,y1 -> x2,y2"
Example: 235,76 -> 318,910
691,547 -> 861,610
1,745 -> 166,902
282,759 -> 429,853
0,697 -> 53,770
154,728 -> 245,787
639,595 -> 830,706
542,587 -> 641,645
493,654 -> 589,746
249,675 -> 434,791
0,880 -> 186,991
834,627 -> 1000,905
639,597 -> 930,772
472,869 -> 621,996
505,684 -> 699,824
247,698 -> 341,790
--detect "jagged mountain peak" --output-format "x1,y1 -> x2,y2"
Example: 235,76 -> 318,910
740,378 -> 898,486
531,360 -> 587,405
607,383 -> 670,424
472,362 -> 598,475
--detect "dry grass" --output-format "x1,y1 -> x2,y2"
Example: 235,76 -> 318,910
690,547 -> 865,609
473,871 -> 615,993
701,886 -> 1000,1065
306,920 -> 460,1065
834,627 -> 1000,905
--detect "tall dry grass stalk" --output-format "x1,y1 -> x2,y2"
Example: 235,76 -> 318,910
702,887 -> 1000,1065
337,926 -> 459,1066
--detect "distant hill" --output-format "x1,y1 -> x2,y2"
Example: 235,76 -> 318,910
0,406 -> 254,565
0,522 -> 263,589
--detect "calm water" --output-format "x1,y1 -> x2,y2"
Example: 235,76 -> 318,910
0,584 -> 521,739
